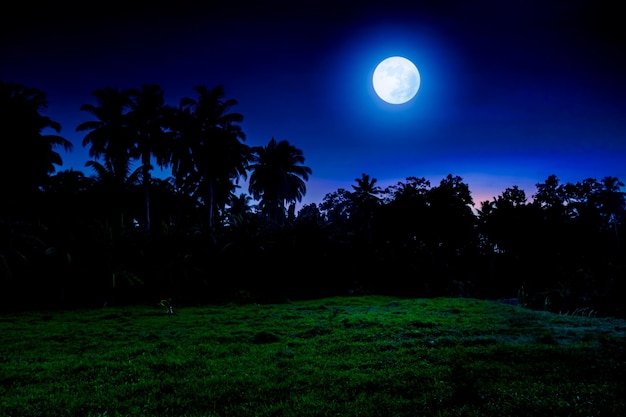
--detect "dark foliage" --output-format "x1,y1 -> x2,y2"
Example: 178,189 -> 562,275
1,80 -> 625,317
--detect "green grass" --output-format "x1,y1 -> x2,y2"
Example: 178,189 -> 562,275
1,295 -> 625,417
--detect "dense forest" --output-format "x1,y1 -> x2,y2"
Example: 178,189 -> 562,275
1,80 -> 625,317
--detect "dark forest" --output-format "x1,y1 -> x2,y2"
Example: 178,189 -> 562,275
1,80 -> 624,317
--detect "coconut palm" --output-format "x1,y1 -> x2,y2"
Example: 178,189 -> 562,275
227,193 -> 254,225
76,87 -> 135,184
0,80 -> 73,300
85,156 -> 142,231
0,80 -> 73,206
350,173 -> 382,206
170,85 -> 249,229
349,173 -> 382,242
85,159 -> 142,189
126,84 -> 173,232
77,86 -> 148,233
248,138 -> 312,224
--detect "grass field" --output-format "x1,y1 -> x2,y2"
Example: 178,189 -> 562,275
1,295 -> 625,417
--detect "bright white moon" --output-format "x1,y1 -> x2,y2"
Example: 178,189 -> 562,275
372,56 -> 420,104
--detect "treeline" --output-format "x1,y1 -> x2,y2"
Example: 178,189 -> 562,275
1,80 -> 625,317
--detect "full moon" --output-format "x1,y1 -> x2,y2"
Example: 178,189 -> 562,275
372,56 -> 420,104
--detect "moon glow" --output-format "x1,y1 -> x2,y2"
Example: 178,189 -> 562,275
372,56 -> 420,104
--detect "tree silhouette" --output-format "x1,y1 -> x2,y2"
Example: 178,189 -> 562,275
226,193 -> 254,228
0,80 -> 72,305
598,176 -> 625,244
126,84 -> 173,232
77,88 -> 133,223
531,175 -> 571,286
170,85 -> 249,229
42,169 -> 97,228
84,158 -> 142,233
476,185 -> 537,295
425,174 -> 477,293
349,173 -> 382,243
248,138 -> 312,224
0,80 -> 72,211
427,174 -> 475,248
77,87 -> 135,179
533,174 -> 567,216
4,80 -> 626,315
376,176 -> 431,250
351,173 -> 382,203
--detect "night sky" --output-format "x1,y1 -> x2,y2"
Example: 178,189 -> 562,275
2,1 -> 625,207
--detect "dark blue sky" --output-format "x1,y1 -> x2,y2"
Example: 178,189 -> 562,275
2,1 -> 625,207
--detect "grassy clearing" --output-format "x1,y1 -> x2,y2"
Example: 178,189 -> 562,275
1,295 -> 625,417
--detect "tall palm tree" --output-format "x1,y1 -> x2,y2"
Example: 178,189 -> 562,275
170,85 -> 249,229
0,80 -> 73,206
85,159 -> 142,190
127,84 -> 173,232
349,173 -> 382,242
84,157 -> 143,231
77,87 -> 148,236
226,193 -> 255,229
350,173 -> 382,206
76,86 -> 135,184
248,137 -> 312,224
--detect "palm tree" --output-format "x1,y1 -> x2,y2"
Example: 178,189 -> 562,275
85,159 -> 142,190
0,80 -> 73,207
0,80 -> 73,303
127,84 -> 173,232
76,86 -> 135,184
248,137 -> 312,224
170,85 -> 249,229
351,173 -> 382,205
84,157 -> 142,231
227,193 -> 254,225
76,86 -> 148,234
229,192 -> 255,221
349,173 -> 382,242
